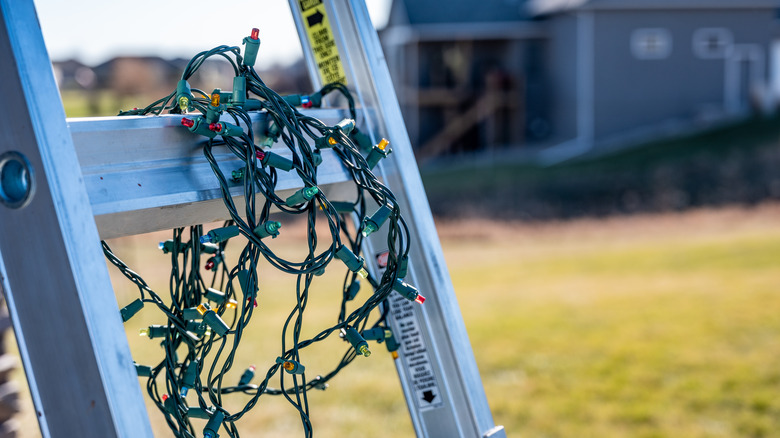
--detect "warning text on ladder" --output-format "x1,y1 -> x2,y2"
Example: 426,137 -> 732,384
299,0 -> 348,86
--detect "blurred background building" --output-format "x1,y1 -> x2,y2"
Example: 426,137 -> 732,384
49,0 -> 780,164
380,0 -> 780,163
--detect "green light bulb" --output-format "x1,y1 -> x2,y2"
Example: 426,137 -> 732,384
303,186 -> 319,199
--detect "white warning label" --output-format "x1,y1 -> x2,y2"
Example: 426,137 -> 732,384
389,292 -> 443,411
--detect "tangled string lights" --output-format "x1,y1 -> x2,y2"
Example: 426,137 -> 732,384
104,28 -> 423,438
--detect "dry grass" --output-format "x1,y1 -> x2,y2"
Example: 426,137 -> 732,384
6,203 -> 780,437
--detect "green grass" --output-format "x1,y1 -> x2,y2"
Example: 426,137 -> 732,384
421,115 -> 780,219
445,209 -> 780,438
59,90 -> 162,117
423,115 -> 780,192
7,205 -> 780,437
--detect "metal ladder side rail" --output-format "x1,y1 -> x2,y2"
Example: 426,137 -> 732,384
289,2 -> 505,437
0,1 -> 153,436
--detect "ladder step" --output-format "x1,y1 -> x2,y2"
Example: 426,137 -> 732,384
69,111 -> 355,239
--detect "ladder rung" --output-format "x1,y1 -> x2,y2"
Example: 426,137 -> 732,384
69,110 -> 354,239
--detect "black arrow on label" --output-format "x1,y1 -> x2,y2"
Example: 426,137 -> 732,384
307,10 -> 324,27
422,390 -> 436,403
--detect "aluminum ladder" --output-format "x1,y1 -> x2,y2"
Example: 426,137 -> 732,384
0,0 -> 505,436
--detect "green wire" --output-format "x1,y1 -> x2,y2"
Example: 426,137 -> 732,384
111,37 -> 411,438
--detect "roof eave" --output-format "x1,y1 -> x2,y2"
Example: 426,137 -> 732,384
528,0 -> 780,17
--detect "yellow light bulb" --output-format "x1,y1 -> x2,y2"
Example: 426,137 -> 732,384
226,300 -> 237,309
377,138 -> 389,151
391,351 -> 399,360
283,361 -> 295,371
357,267 -> 368,279
210,93 -> 220,107
327,136 -> 338,146
178,96 -> 189,112
197,303 -> 209,316
358,345 -> 371,357
139,328 -> 149,337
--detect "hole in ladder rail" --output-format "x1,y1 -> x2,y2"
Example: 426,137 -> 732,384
0,151 -> 35,209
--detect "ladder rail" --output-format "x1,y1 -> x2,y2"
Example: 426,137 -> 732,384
0,1 -> 153,436
289,1 -> 505,436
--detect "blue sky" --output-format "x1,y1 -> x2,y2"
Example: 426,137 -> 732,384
32,0 -> 391,67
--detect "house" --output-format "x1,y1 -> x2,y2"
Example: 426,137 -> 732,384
380,0 -> 546,161
380,0 -> 780,163
51,59 -> 97,90
92,57 -> 199,97
56,56 -> 304,102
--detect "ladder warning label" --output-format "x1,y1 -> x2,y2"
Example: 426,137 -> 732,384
389,292 -> 444,411
298,0 -> 347,86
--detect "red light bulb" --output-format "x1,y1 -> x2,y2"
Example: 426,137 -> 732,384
208,123 -> 222,132
162,394 -> 169,402
250,28 -> 259,40
415,294 -> 426,304
205,260 -> 215,270
255,150 -> 265,160
181,118 -> 195,128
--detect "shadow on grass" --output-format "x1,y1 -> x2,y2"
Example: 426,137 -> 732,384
422,115 -> 780,220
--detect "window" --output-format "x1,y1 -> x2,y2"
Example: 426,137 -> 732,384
692,28 -> 733,59
631,28 -> 672,60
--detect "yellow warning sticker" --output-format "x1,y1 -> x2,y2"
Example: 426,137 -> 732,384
298,0 -> 347,86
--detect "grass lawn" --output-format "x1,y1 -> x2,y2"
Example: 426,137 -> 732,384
7,204 -> 780,437
59,90 -> 164,117
422,115 -> 780,219
440,205 -> 780,438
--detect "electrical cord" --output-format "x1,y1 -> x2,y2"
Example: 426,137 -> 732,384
106,28 -> 420,438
